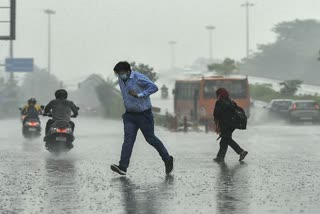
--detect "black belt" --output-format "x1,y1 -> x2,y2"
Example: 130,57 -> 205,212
126,108 -> 151,115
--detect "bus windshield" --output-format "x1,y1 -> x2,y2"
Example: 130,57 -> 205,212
203,79 -> 247,99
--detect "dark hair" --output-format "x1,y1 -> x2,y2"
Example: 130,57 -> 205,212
216,88 -> 229,99
113,61 -> 131,73
55,89 -> 68,99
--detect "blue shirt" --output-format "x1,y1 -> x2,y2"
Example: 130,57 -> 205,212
118,71 -> 158,112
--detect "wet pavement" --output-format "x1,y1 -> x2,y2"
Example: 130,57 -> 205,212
1,112 -> 320,214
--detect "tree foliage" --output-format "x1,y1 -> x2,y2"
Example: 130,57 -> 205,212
95,80 -> 124,117
207,58 -> 237,75
20,67 -> 61,104
0,78 -> 19,98
240,19 -> 320,84
130,62 -> 158,82
250,83 -> 281,102
279,80 -> 303,96
250,83 -> 320,103
0,78 -> 21,116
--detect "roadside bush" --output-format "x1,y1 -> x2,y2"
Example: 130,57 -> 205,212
250,83 -> 320,103
250,84 -> 281,102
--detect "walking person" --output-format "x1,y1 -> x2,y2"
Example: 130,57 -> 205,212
213,88 -> 248,162
110,61 -> 174,176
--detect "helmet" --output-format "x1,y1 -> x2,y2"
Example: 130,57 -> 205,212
28,98 -> 37,105
55,89 -> 68,99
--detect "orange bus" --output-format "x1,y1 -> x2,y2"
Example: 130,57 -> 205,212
173,76 -> 250,126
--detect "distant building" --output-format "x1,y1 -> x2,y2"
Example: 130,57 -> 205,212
71,74 -> 106,112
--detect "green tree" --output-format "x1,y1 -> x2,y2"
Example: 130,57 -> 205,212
279,80 -> 303,96
240,19 -> 320,84
207,58 -> 237,75
0,78 -> 21,116
20,67 -> 61,104
130,62 -> 158,82
95,80 -> 124,118
250,83 -> 280,102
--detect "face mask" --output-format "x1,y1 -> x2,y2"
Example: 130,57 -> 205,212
118,73 -> 129,81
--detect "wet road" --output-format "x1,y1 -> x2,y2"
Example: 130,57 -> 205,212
1,111 -> 320,214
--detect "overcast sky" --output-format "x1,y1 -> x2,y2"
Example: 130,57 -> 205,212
1,0 -> 320,84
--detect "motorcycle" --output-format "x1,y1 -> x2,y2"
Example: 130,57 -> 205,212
19,108 -> 42,138
22,118 -> 42,138
43,112 -> 78,153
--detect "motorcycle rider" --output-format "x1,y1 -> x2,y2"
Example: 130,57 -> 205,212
21,98 -> 42,123
43,89 -> 79,138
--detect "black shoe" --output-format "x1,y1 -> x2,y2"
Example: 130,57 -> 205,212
165,156 -> 174,175
239,151 -> 248,161
213,157 -> 224,163
110,164 -> 127,176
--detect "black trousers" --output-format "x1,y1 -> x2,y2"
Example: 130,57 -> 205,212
45,119 -> 75,134
216,127 -> 244,159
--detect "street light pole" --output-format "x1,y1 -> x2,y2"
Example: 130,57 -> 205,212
168,41 -> 177,69
241,1 -> 254,59
44,9 -> 55,73
206,25 -> 215,61
9,39 -> 14,81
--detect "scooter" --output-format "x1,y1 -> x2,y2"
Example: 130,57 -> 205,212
22,118 -> 42,138
43,113 -> 77,153
19,107 -> 42,138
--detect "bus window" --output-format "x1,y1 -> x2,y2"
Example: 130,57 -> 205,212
175,83 -> 183,99
203,80 -> 247,99
175,82 -> 200,100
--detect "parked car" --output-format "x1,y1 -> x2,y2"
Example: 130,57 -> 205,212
288,100 -> 320,123
267,99 -> 293,118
